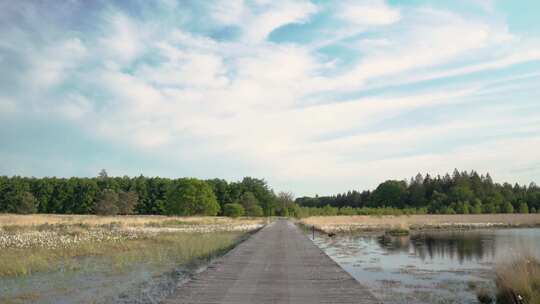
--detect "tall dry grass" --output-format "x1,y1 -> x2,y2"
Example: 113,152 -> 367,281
494,255 -> 540,304
0,214 -> 265,228
301,214 -> 540,233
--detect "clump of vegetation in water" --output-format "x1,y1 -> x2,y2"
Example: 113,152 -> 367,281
479,255 -> 540,303
385,228 -> 409,236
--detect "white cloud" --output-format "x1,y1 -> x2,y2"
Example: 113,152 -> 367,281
53,94 -> 93,120
321,7 -> 515,91
210,0 -> 246,25
99,12 -> 144,63
29,38 -> 87,88
245,0 -> 318,42
2,1 -> 540,195
210,0 -> 318,43
337,0 -> 400,26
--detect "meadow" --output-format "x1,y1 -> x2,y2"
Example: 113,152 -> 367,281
0,214 -> 265,277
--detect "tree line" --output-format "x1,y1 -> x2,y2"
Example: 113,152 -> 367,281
2,169 -> 539,217
0,170 -> 298,216
296,170 -> 540,215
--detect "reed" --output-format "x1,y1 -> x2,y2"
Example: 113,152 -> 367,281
494,255 -> 540,304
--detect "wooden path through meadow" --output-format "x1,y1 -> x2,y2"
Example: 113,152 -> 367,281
163,220 -> 380,304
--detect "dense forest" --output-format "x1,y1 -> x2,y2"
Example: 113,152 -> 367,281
0,170 -> 290,217
1,169 -> 539,217
296,170 -> 540,215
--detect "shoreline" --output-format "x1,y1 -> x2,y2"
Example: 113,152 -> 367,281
300,214 -> 540,233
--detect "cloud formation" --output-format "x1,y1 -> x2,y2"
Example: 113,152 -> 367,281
1,0 -> 539,195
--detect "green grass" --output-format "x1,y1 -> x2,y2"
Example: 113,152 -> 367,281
0,230 -> 245,277
386,228 -> 410,236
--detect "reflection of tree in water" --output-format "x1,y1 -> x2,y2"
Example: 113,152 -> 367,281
377,235 -> 410,252
377,232 -> 496,263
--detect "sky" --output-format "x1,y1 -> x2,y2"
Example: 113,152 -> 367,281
1,0 -> 539,196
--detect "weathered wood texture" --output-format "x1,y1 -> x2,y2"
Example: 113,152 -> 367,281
163,220 -> 380,304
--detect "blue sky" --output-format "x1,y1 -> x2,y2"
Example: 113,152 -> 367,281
1,0 -> 539,196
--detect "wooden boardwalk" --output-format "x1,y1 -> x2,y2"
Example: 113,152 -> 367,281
163,220 -> 380,304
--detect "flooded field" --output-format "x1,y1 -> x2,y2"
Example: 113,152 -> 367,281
312,228 -> 540,304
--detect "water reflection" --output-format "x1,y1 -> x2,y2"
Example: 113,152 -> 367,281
377,231 -> 497,263
313,228 -> 540,304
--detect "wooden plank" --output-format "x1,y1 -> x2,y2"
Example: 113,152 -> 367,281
163,220 -> 380,304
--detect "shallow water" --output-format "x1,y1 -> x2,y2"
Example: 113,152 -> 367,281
312,228 -> 540,304
0,255 -> 193,304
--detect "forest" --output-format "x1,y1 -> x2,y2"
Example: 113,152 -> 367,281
296,170 -> 540,215
1,169 -> 539,216
0,170 -> 283,217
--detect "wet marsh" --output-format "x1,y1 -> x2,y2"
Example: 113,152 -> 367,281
312,228 -> 540,303
0,216 -> 264,303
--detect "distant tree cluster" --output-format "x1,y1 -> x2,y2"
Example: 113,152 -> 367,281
0,171 -> 282,216
296,170 -> 540,215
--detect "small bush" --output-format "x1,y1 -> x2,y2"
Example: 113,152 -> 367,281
495,256 -> 540,304
223,203 -> 245,218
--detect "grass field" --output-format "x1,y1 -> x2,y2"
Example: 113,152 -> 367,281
301,214 -> 540,233
0,214 -> 266,277
0,214 -> 266,228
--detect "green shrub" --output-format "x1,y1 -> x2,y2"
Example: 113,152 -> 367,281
223,203 -> 245,218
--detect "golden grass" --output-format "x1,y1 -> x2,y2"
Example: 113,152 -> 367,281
0,214 -> 265,228
494,255 -> 540,304
301,214 -> 540,233
0,230 -> 245,277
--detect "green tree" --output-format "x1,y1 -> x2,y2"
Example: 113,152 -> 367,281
483,203 -> 497,214
462,201 -> 471,214
118,190 -> 138,214
94,189 -> 119,215
240,192 -> 263,217
449,186 -> 474,204
206,179 -> 232,212
276,192 -> 295,217
472,199 -> 482,214
16,191 -> 38,214
239,177 -> 276,216
502,201 -> 514,214
371,180 -> 407,208
223,203 -> 245,218
518,202 -> 529,214
165,179 -> 220,216
445,206 -> 456,214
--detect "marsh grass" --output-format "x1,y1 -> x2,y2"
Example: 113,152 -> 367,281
494,255 -> 540,304
386,228 -> 410,236
0,229 -> 245,277
301,214 -> 540,233
0,214 -> 265,228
